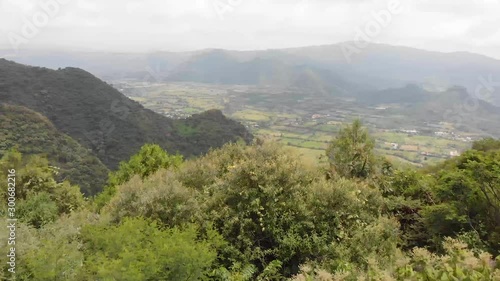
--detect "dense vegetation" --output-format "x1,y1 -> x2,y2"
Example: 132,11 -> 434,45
0,59 -> 252,171
0,104 -> 108,195
1,120 -> 499,280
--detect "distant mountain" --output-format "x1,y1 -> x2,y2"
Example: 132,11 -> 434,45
0,104 -> 109,195
0,59 -> 252,171
355,84 -> 430,105
358,84 -> 500,136
0,50 -> 194,81
3,42 -> 500,105
165,50 -> 360,95
282,43 -> 500,104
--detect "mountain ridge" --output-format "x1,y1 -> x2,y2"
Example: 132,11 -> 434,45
0,59 -> 252,171
4,42 -> 498,106
0,103 -> 109,195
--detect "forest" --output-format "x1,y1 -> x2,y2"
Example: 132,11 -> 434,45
1,120 -> 499,280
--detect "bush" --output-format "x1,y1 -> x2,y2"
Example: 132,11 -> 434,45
102,172 -> 201,227
80,217 -> 220,280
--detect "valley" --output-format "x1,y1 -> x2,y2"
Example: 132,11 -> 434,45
115,80 -> 478,166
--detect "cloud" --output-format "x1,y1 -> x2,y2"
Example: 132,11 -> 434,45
0,0 -> 499,59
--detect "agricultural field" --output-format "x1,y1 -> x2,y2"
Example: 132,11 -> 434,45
117,81 -> 477,166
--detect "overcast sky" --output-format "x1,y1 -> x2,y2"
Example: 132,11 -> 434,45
1,0 -> 499,59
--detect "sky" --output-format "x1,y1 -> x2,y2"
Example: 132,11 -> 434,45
1,0 -> 500,59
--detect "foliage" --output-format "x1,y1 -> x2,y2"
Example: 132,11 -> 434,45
110,144 -> 182,183
173,141 -> 399,277
0,104 -> 109,195
2,118 -> 500,280
380,168 -> 435,250
0,149 -> 85,228
80,217 -> 219,281
94,144 -> 183,211
210,263 -> 257,281
472,137 -> 500,152
325,119 -> 376,179
422,148 -> 500,254
293,239 -> 500,280
378,138 -> 500,255
102,173 -> 200,226
0,210 -> 100,280
397,238 -> 500,280
178,142 -> 318,274
16,192 -> 59,228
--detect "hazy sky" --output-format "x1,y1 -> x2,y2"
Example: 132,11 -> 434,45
1,0 -> 500,59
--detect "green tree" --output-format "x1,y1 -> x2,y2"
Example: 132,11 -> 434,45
472,137 -> 500,152
94,144 -> 183,210
0,149 -> 85,228
80,217 -> 219,280
176,142 -> 399,278
382,169 -> 435,250
307,179 -> 401,273
102,173 -> 201,226
186,142 -> 316,276
423,149 -> 500,253
0,104 -> 109,196
326,120 -> 375,179
16,192 -> 58,228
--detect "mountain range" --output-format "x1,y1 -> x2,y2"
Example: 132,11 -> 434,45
3,42 -> 500,106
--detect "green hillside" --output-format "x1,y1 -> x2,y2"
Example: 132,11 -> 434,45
0,59 -> 252,169
0,103 -> 109,195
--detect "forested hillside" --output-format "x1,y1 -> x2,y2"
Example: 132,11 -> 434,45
0,59 -> 252,170
1,121 -> 498,280
0,104 -> 108,195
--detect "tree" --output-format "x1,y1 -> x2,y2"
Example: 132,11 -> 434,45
187,142 -> 316,276
382,168 -> 435,250
176,142 -> 398,278
0,149 -> 85,228
11,213 -> 89,281
472,137 -> 500,152
80,218 -> 219,280
94,144 -> 183,210
326,120 -> 375,179
102,173 -> 201,226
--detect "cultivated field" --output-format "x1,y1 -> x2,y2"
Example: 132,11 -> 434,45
117,81 -> 475,166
